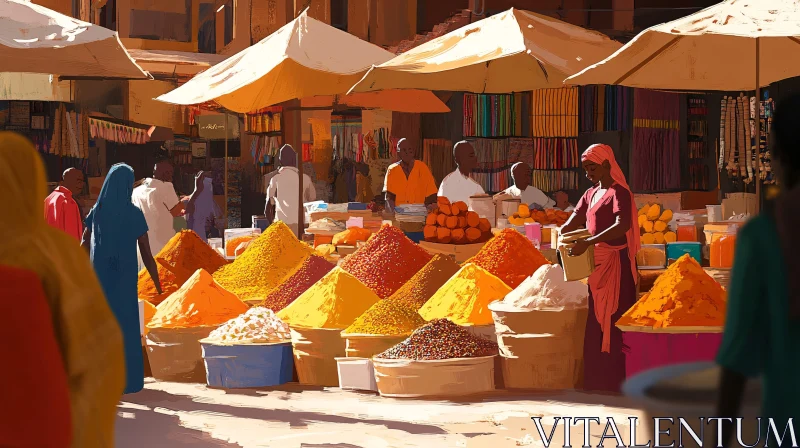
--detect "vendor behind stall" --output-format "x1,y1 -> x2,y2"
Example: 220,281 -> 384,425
383,138 -> 437,213
495,162 -> 555,210
266,145 -> 316,236
439,140 -> 485,204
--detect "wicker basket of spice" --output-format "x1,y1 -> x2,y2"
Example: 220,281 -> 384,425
341,299 -> 427,358
372,319 -> 498,398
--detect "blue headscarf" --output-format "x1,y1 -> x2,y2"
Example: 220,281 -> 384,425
87,164 -> 140,261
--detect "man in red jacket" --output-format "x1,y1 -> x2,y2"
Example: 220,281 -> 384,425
44,168 -> 85,240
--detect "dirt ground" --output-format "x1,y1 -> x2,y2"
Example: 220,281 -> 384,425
116,379 -> 648,448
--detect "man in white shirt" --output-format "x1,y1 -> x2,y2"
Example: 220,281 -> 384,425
132,155 -> 184,269
438,140 -> 485,204
266,145 -> 316,237
500,162 -> 556,210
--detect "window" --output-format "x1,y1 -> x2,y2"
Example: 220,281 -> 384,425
198,3 -> 216,54
331,0 -> 348,31
98,0 -> 116,31
129,0 -> 192,42
223,0 -> 234,46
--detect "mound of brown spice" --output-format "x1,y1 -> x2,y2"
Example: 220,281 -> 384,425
376,319 -> 498,360
386,254 -> 461,310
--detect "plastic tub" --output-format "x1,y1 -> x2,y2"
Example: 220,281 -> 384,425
709,232 -> 736,268
372,356 -> 496,398
335,357 -> 378,392
666,242 -> 702,264
200,341 -> 293,388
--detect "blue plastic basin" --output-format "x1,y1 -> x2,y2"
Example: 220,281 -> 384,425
666,242 -> 702,264
201,341 -> 293,388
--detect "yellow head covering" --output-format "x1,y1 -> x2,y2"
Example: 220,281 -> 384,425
0,132 -> 124,448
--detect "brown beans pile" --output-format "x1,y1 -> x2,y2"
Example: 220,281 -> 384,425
259,255 -> 334,312
340,224 -> 432,299
376,319 -> 498,360
387,254 -> 461,310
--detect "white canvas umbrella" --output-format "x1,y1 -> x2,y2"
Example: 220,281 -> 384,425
565,0 -> 800,208
0,0 -> 148,79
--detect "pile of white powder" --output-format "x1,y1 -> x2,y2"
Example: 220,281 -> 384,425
500,264 -> 588,310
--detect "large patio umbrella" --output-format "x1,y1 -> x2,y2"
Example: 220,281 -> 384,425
156,9 -> 447,113
564,0 -> 800,209
0,0 -> 148,79
348,8 -> 622,95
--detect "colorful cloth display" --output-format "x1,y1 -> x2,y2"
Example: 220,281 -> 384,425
463,93 -> 527,137
532,138 -> 579,170
632,89 -> 680,192
89,118 -> 150,145
532,87 -> 579,138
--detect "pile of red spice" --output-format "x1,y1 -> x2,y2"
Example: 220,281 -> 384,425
340,224 -> 432,299
259,255 -> 335,312
466,229 -> 550,289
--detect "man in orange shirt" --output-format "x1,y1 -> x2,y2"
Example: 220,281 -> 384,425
43,167 -> 85,240
383,138 -> 438,213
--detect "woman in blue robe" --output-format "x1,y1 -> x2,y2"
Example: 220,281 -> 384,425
82,163 -> 162,394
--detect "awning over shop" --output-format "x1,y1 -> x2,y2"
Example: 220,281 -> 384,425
155,9 -> 448,113
565,0 -> 800,90
0,73 -> 71,101
348,8 -> 622,95
127,49 -> 227,77
300,90 -> 450,113
0,0 -> 148,79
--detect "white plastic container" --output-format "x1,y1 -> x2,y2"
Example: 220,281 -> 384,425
335,357 -> 378,392
207,237 -> 223,251
706,204 -> 723,223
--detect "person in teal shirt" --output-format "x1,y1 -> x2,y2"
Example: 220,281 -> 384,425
716,94 -> 800,446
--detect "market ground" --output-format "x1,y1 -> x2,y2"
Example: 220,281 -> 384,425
116,380 -> 650,448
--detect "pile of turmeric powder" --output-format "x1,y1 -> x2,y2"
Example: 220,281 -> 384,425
138,230 -> 228,305
148,269 -> 248,329
617,254 -> 727,328
213,222 -> 314,302
277,267 -> 380,329
419,263 -> 512,326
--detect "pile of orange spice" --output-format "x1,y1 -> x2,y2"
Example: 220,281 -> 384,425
617,254 -> 727,328
466,229 -> 550,289
138,230 -> 228,305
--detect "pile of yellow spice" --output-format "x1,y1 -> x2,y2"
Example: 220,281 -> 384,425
617,254 -> 727,328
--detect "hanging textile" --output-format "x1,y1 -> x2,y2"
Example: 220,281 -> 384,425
532,138 -> 579,170
463,93 -> 524,137
532,87 -> 579,138
632,89 -> 680,192
89,118 -> 150,144
508,138 -> 534,168
604,86 -> 631,132
466,138 -> 510,193
531,170 -> 579,192
422,139 -> 454,185
244,106 -> 282,134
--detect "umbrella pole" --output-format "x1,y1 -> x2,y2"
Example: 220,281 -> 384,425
298,138 -> 304,239
224,112 -> 229,229
755,38 -> 761,212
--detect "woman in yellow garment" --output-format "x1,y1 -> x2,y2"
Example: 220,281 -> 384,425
383,138 -> 438,212
0,132 -> 125,448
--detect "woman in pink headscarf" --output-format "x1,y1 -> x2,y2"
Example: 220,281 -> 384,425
560,143 -> 639,393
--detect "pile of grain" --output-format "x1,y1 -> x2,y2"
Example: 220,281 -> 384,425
376,319 -> 498,360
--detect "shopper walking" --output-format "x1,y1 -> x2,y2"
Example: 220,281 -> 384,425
43,167 -> 85,240
265,145 -> 316,236
716,94 -> 800,447
185,171 -> 221,241
0,131 -> 124,448
132,151 -> 183,267
83,163 -> 162,395
560,143 -> 639,393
